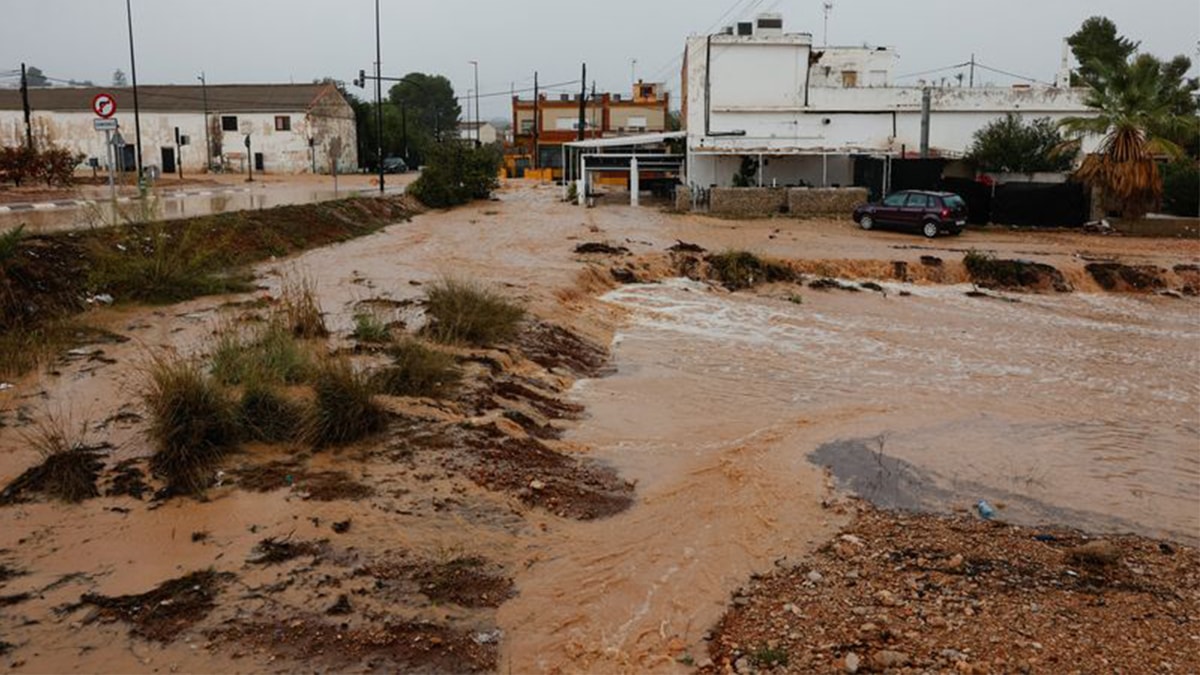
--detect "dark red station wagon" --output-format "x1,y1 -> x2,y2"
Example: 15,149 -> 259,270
852,190 -> 969,238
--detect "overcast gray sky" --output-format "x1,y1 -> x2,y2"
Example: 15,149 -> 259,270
2,0 -> 1197,120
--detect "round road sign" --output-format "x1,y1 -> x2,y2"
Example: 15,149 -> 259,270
92,93 -> 117,119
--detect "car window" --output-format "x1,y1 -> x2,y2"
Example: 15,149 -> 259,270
944,195 -> 967,209
882,193 -> 908,207
906,194 -> 931,208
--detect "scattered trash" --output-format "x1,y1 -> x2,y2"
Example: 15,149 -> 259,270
0,383 -> 12,391
1033,534 -> 1058,543
975,500 -> 996,520
87,294 -> 115,305
332,520 -> 351,534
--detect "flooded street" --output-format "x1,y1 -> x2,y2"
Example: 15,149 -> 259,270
1,183 -> 1198,673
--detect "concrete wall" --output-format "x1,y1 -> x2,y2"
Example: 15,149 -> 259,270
674,184 -> 692,211
688,153 -> 853,189
709,187 -> 788,217
0,106 -> 355,175
787,187 -> 868,218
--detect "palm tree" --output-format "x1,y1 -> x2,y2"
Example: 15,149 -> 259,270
1061,53 -> 1199,219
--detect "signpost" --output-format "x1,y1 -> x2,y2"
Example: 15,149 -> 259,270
92,93 -> 119,202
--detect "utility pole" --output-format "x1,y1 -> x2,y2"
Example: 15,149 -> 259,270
125,0 -> 144,184
374,0 -> 384,194
198,72 -> 210,170
532,71 -> 539,169
19,63 -> 32,150
919,87 -> 932,158
969,54 -> 975,88
470,60 -> 480,146
577,63 -> 587,141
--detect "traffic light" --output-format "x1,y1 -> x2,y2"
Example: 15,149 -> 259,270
354,69 -> 366,88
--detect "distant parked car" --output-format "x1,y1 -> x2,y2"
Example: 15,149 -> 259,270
852,190 -> 969,238
381,157 -> 409,174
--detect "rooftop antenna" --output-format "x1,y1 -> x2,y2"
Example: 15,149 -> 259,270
822,2 -> 834,47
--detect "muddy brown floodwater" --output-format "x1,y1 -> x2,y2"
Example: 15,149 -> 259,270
1,182 -> 1197,674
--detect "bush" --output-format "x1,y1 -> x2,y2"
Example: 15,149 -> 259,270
706,250 -> 796,290
0,146 -> 38,187
422,278 -> 525,346
142,356 -> 239,494
1162,161 -> 1199,216
968,114 -> 1075,173
371,339 -> 462,398
308,358 -> 387,448
211,320 -> 313,386
407,143 -> 502,208
351,311 -> 391,343
278,275 -> 328,339
0,146 -> 84,187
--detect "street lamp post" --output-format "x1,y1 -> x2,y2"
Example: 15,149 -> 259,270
198,72 -> 210,171
125,0 -> 144,185
469,60 -> 480,146
244,133 -> 253,182
374,0 -> 384,194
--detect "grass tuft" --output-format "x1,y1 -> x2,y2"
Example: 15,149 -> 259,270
351,311 -> 392,343
238,382 -> 307,444
0,225 -> 26,264
706,250 -> 796,291
308,358 -> 387,448
422,278 -> 525,346
211,320 -> 314,387
371,339 -> 462,398
1,413 -> 104,504
142,355 -> 239,494
278,276 -> 328,339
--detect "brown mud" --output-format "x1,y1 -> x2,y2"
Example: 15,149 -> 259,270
0,183 -> 1197,673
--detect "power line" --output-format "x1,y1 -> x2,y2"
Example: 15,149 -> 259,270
893,62 -> 972,81
972,62 -> 1055,86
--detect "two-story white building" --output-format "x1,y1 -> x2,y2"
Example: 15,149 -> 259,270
681,14 -> 1098,189
0,83 -> 358,175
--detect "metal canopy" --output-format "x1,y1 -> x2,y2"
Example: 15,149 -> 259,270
564,131 -> 685,149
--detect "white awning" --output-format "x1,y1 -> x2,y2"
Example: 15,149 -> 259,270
564,131 -> 686,149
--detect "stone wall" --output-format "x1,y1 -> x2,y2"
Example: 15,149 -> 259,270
674,185 -> 692,212
709,188 -> 788,217
786,187 -> 869,219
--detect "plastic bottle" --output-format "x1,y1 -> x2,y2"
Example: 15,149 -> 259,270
976,500 -> 996,520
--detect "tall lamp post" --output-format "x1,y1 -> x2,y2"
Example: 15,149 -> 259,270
469,60 -> 480,146
125,0 -> 144,184
198,72 -> 210,171
374,0 -> 384,194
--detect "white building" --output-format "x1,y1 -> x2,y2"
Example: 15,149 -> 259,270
458,121 -> 498,145
681,14 -> 1099,188
0,83 -> 358,175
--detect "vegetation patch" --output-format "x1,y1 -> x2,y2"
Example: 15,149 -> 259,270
963,251 -> 1073,292
79,570 -> 233,643
422,278 -> 525,347
371,339 -> 462,398
407,143 -> 502,208
238,383 -> 308,444
0,446 -> 106,506
705,250 -> 796,291
142,356 -> 240,494
309,359 -> 388,448
351,310 -> 391,343
211,320 -> 314,387
248,537 -> 326,565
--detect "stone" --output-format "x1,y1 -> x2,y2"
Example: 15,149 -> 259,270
873,650 -> 910,669
844,652 -> 861,673
807,570 -> 824,583
1065,540 -> 1120,566
927,615 -> 949,629
873,590 -> 898,607
946,554 -> 964,570
734,656 -> 752,673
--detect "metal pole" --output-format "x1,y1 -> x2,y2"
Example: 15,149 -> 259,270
198,72 -> 210,171
470,61 -> 480,146
919,87 -> 932,158
532,71 -> 539,169
105,129 -> 116,201
125,0 -> 144,183
577,64 -> 587,141
20,63 -> 32,150
374,0 -> 384,194
969,54 -> 975,88
245,135 -> 253,182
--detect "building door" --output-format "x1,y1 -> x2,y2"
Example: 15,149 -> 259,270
161,147 -> 176,174
254,153 -> 264,171
119,146 -> 136,172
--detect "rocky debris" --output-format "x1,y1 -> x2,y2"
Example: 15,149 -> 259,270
1085,262 -> 1167,292
247,537 -> 327,565
366,556 -> 515,609
668,240 -> 707,254
574,242 -> 630,256
515,320 -> 611,378
964,252 -> 1072,292
77,570 -> 234,642
919,256 -> 944,267
610,266 -> 642,284
809,278 -> 861,292
703,505 -> 1199,674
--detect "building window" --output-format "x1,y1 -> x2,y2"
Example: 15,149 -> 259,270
221,115 -> 238,131
841,71 -> 859,88
628,116 -> 648,130
520,119 -> 534,133
555,118 -> 579,131
274,115 -> 291,131
640,85 -> 654,99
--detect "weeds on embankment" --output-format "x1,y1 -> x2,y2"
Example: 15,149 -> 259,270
704,250 -> 797,291
422,278 -> 525,346
371,339 -> 462,398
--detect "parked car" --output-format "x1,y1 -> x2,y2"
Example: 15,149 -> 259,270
852,190 -> 969,238
381,157 -> 409,174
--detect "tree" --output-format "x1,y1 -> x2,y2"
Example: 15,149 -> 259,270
112,69 -> 128,87
969,114 -> 1075,173
407,143 -> 501,208
1068,17 -> 1137,87
1061,18 -> 1200,218
388,73 -> 462,166
24,66 -> 48,88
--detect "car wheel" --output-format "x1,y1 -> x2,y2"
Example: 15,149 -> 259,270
922,221 -> 939,239
860,215 -> 874,231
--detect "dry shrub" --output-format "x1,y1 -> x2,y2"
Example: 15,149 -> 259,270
142,355 -> 239,494
0,413 -> 104,504
371,339 -> 462,398
278,275 -> 328,339
308,358 -> 387,448
422,278 -> 525,346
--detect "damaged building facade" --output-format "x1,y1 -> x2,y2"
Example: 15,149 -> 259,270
0,83 -> 358,175
680,14 -> 1099,194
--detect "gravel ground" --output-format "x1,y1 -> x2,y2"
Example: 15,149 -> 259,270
702,502 -> 1199,675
